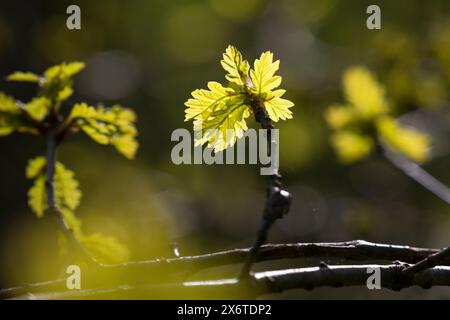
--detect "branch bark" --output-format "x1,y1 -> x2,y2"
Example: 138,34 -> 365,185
240,100 -> 292,277
403,246 -> 450,276
18,264 -> 450,299
1,240 -> 447,299
45,118 -> 95,264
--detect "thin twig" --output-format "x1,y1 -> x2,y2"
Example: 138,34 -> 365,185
381,146 -> 450,205
45,119 -> 96,265
240,100 -> 292,277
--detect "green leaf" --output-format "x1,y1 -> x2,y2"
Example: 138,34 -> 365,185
80,233 -> 129,264
325,104 -> 357,130
41,62 -> 85,103
25,97 -> 51,121
0,114 -> 16,136
185,81 -> 237,121
0,94 -> 30,136
185,46 -> 295,152
75,105 -> 139,159
0,93 -> 17,112
194,95 -> 250,152
111,135 -> 139,160
377,116 -> 431,163
60,209 -> 129,264
263,89 -> 294,122
250,51 -> 282,96
331,131 -> 374,164
26,156 -> 46,179
7,72 -> 40,83
27,174 -> 47,218
55,162 -> 82,211
221,45 -> 250,86
26,159 -> 82,217
57,86 -> 73,102
44,61 -> 85,81
70,102 -> 97,119
343,67 -> 388,119
60,208 -> 83,237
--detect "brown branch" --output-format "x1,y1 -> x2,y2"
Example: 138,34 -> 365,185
45,118 -> 96,265
240,99 -> 292,277
18,264 -> 450,299
1,240 -> 446,299
403,246 -> 450,276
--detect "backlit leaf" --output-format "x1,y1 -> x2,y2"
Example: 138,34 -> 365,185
75,105 -> 139,159
221,45 -> 250,86
331,131 -> 374,164
25,97 -> 51,121
194,97 -> 250,152
264,89 -> 294,122
80,233 -> 129,264
343,67 -> 388,119
26,156 -> 46,179
27,174 -> 47,218
185,81 -> 237,121
377,117 -> 431,163
44,61 -> 85,81
0,93 -> 17,112
7,72 -> 40,83
70,103 -> 97,119
250,51 -> 282,96
325,104 -> 357,130
55,162 -> 82,211
185,46 -> 294,153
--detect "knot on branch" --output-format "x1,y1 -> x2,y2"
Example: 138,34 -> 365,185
388,264 -> 414,291
263,186 -> 292,224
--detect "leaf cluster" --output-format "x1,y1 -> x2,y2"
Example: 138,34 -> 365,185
185,45 -> 294,152
1,62 -> 136,263
325,67 -> 431,164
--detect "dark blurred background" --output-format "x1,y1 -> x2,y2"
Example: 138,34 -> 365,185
1,0 -> 450,299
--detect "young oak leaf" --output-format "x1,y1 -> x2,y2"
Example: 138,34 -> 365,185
26,156 -> 46,179
44,61 -> 85,82
185,46 -> 294,152
7,72 -> 40,83
28,174 -> 47,218
26,158 -> 82,216
263,89 -> 294,122
331,131 -> 374,164
60,206 -> 129,264
377,117 -> 431,163
221,45 -> 250,86
250,51 -> 282,97
185,81 -> 238,121
0,94 -> 19,136
70,104 -> 139,159
25,97 -> 51,121
41,62 -> 85,103
0,93 -> 39,136
343,67 -> 388,119
325,104 -> 357,130
80,233 -> 129,264
326,66 -> 431,164
194,96 -> 250,152
55,162 -> 82,211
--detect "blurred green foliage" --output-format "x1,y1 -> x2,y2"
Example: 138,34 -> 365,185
0,0 -> 450,299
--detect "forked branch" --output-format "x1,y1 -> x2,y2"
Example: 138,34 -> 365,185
2,240 -> 448,299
